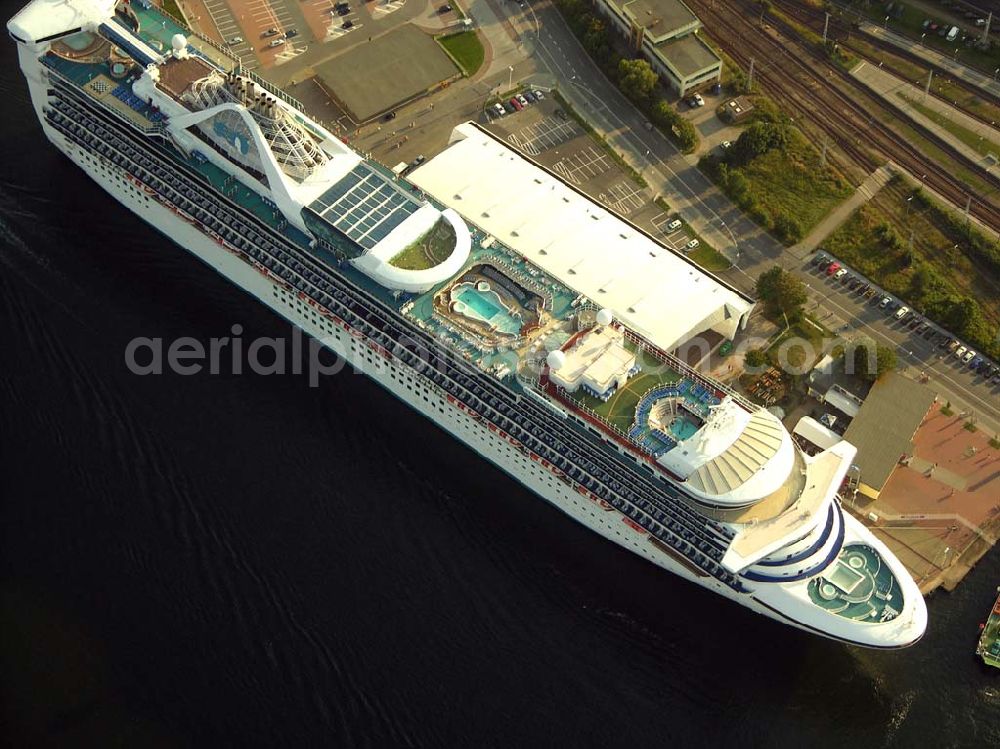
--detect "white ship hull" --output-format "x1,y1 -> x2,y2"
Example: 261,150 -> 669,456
11,20 -> 924,646
41,114 -> 771,600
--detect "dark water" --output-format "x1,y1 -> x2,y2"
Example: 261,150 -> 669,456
1,23 -> 999,749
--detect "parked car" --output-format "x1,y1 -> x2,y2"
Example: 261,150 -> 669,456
413,155 -> 426,166
693,93 -> 705,107
229,35 -> 244,45
336,5 -> 350,14
895,305 -> 909,319
285,28 -> 299,39
812,253 -> 829,265
492,103 -> 506,117
826,261 -> 841,275
685,238 -> 700,251
262,28 -> 280,37
516,94 -> 529,107
342,19 -> 354,28
509,97 -> 522,111
667,218 -> 682,231
945,339 -> 961,353
503,100 -> 516,113
834,268 -> 848,280
523,90 -> 536,103
955,345 -> 968,359
878,295 -> 892,308
915,322 -> 929,334
962,349 -> 977,364
532,89 -> 545,100
439,3 -> 453,11
266,38 -> 285,48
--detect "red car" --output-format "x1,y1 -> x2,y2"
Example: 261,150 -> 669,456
509,97 -> 523,111
825,261 -> 841,275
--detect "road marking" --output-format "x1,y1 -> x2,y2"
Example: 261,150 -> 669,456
599,181 -> 644,214
552,146 -> 610,184
372,0 -> 407,19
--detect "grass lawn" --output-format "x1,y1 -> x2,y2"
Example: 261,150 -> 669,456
390,218 -> 456,270
437,31 -> 485,77
678,223 -> 732,272
899,94 -> 1000,158
741,130 -> 853,234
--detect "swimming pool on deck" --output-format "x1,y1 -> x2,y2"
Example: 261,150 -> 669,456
451,282 -> 522,335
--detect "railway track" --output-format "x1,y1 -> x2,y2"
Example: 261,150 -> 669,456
774,0 -> 1000,131
687,0 -> 1000,233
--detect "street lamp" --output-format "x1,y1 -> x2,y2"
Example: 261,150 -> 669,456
920,32 -> 926,46
884,15 -> 889,29
508,65 -> 514,90
994,67 -> 999,82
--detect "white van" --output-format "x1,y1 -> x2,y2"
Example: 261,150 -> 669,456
946,25 -> 959,42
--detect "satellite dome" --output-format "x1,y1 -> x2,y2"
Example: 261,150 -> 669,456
596,308 -> 613,326
546,350 -> 566,371
171,34 -> 187,52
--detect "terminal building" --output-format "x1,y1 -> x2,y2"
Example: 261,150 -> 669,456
595,0 -> 721,96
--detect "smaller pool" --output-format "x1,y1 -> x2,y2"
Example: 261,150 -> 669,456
63,31 -> 97,51
669,416 -> 700,441
453,284 -> 522,335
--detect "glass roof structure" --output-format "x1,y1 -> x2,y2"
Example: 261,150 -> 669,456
308,163 -> 421,250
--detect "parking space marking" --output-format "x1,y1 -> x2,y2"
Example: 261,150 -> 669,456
323,15 -> 363,42
203,0 -> 258,68
552,146 -> 610,184
599,181 -> 644,215
372,0 -> 407,18
507,131 -> 539,155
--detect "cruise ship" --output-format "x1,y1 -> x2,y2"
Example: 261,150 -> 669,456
8,0 -> 927,647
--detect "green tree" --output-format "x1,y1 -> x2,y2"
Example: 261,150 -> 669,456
582,17 -> 609,61
772,212 -> 803,244
852,340 -> 898,381
617,58 -> 658,105
755,266 -> 807,320
672,117 -> 699,153
745,348 -> 767,369
731,121 -> 788,164
651,99 -> 675,129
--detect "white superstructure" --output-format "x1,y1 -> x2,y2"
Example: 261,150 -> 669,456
8,0 -> 926,648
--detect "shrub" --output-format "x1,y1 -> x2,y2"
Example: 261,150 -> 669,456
745,348 -> 767,369
772,212 -> 803,244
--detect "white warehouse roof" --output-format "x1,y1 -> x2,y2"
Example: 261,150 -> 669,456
409,123 -> 754,352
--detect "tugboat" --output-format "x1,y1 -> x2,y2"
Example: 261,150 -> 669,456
976,587 -> 1000,669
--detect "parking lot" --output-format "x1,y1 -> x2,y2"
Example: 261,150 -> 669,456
505,116 -> 578,156
809,252 -> 1000,388
487,98 -> 663,221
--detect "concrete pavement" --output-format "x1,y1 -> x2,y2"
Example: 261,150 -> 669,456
852,60 -> 1000,175
861,21 -> 1000,99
